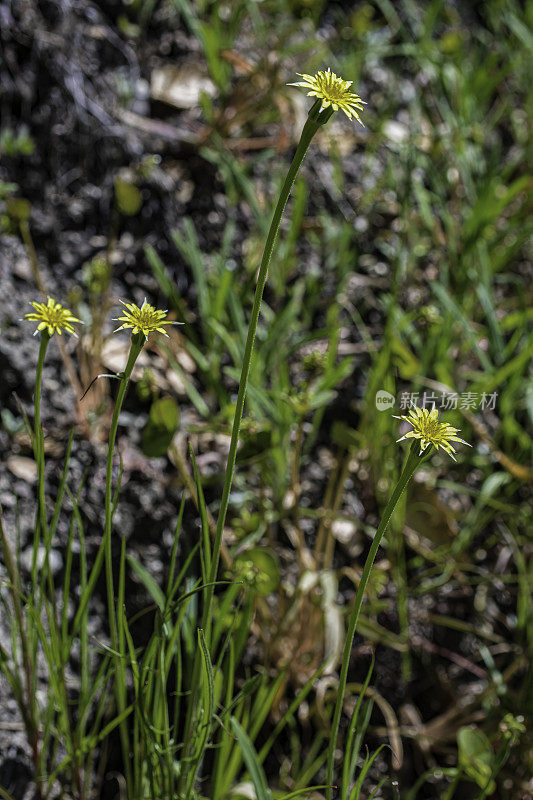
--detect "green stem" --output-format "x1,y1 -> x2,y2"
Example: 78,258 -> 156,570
325,442 -> 427,799
26,332 -> 50,800
0,504 -> 42,798
442,771 -> 461,800
31,333 -> 50,593
180,102 -> 332,800
103,332 -> 144,795
204,102 -> 332,632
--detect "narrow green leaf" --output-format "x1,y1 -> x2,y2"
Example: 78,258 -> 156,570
343,655 -> 375,800
231,717 -> 272,800
127,554 -> 166,612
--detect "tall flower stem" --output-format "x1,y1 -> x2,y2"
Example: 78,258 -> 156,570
31,332 -> 50,593
203,101 -> 333,632
180,102 -> 333,800
0,504 -> 43,799
26,332 -> 51,800
103,332 -> 144,794
325,442 -> 428,799
104,335 -> 144,639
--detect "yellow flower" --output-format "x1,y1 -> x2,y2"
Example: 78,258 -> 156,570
113,299 -> 177,338
289,67 -> 366,124
394,406 -> 471,461
25,297 -> 81,337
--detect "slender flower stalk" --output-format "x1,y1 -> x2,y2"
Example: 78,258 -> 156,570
103,333 -> 145,642
325,442 -> 427,798
24,297 -> 81,589
102,331 -> 145,795
207,74 -> 365,600
72,302 -> 180,645
0,504 -> 42,797
179,73 -> 364,798
326,407 -> 470,796
22,298 -> 80,798
31,332 -> 50,589
205,90 -> 357,632
101,301 -> 178,796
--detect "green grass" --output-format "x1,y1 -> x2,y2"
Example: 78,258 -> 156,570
143,1 -> 533,796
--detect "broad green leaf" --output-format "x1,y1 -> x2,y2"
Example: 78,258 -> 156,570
114,176 -> 142,215
6,197 -> 31,221
235,547 -> 280,596
142,397 -> 180,457
457,726 -> 495,793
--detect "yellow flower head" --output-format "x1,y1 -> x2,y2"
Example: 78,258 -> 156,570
25,297 -> 81,337
113,299 -> 177,338
394,406 -> 471,461
289,67 -> 366,124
